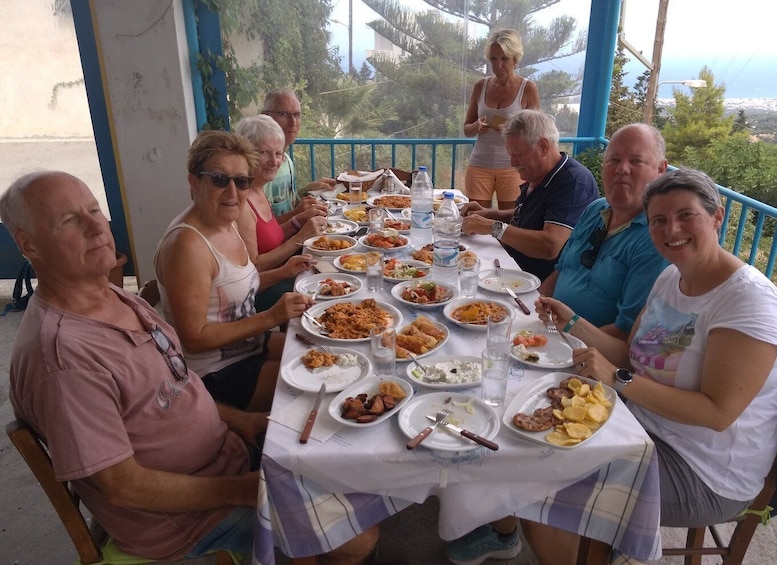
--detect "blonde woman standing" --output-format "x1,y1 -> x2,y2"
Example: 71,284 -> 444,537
463,29 -> 540,209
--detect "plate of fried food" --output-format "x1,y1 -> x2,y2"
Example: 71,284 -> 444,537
303,235 -> 357,257
410,244 -> 472,265
478,268 -> 541,294
383,258 -> 430,283
281,347 -> 372,393
405,356 -> 481,389
398,391 -> 500,452
382,218 -> 411,233
301,297 -> 403,342
329,376 -> 414,428
324,219 -> 359,235
367,194 -> 412,210
335,191 -> 370,203
358,232 -> 409,251
334,252 -> 382,273
391,280 -> 456,309
443,298 -> 514,331
508,322 -> 585,369
341,205 -> 372,225
294,273 -> 362,299
503,373 -> 616,449
394,316 -> 449,362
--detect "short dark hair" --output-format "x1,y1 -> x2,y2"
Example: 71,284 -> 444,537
643,168 -> 722,215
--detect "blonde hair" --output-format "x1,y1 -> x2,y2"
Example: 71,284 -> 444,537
186,130 -> 259,175
484,29 -> 524,64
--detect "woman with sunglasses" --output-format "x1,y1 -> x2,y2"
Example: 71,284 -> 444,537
233,115 -> 328,312
526,169 -> 777,563
154,130 -> 314,420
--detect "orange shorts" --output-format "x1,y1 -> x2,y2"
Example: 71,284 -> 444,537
464,165 -> 522,203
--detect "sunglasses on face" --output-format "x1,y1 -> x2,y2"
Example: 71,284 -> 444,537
199,171 -> 253,191
580,227 -> 608,269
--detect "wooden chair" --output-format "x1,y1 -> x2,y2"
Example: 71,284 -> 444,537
662,452 -> 777,565
6,419 -> 235,565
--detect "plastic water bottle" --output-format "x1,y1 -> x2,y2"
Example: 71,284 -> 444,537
433,191 -> 462,284
410,166 -> 434,249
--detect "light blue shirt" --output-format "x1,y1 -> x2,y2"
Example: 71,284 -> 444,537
263,153 -> 296,216
553,198 -> 669,334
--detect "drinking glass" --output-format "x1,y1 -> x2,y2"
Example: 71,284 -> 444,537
368,207 -> 384,232
349,180 -> 363,204
486,313 -> 512,351
371,327 -> 396,378
481,348 -> 509,406
459,256 -> 480,298
366,251 -> 384,292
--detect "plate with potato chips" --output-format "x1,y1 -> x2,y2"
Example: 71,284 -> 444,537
502,373 -> 616,449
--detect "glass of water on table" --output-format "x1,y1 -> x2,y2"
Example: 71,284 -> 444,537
481,347 -> 510,406
365,251 -> 384,292
371,327 -> 396,378
458,256 -> 480,298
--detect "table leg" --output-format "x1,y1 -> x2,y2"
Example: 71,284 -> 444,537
577,536 -> 611,565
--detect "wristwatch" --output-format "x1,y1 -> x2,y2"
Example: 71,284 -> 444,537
491,221 -> 508,240
614,368 -> 634,394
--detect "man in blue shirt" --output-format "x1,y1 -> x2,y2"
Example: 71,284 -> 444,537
538,123 -> 669,339
461,109 -> 599,280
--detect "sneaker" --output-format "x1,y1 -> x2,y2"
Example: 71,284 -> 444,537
446,525 -> 522,565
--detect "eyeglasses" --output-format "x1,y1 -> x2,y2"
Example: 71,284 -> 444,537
150,326 -> 189,382
199,171 -> 253,191
265,110 -> 305,121
580,227 -> 608,269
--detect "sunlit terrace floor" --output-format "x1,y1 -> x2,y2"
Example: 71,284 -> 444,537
1,279 -> 775,564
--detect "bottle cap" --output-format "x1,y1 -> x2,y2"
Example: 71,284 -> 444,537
443,191 -> 454,199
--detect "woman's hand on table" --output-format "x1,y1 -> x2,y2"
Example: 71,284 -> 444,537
293,196 -> 329,217
536,295 -> 576,330
571,347 -> 617,387
268,292 -> 315,325
282,254 -> 315,278
295,216 -> 328,241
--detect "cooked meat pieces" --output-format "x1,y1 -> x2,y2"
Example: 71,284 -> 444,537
546,386 -> 574,410
512,406 -> 562,432
341,393 -> 398,422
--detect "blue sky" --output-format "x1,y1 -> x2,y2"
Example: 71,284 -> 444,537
329,0 -> 776,99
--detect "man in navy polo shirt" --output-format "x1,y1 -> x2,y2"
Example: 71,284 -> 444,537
461,109 -> 599,280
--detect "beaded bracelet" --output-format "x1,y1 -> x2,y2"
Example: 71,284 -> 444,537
291,215 -> 303,230
562,314 -> 580,333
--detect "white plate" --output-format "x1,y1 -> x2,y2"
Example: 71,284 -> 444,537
442,298 -> 515,331
405,355 -> 481,389
395,318 -> 449,363
333,252 -> 378,274
341,205 -> 372,225
280,347 -> 371,393
302,235 -> 358,257
294,273 -> 362,300
390,280 -> 457,309
478,269 -> 541,294
398,392 -> 500,452
328,376 -> 414,428
320,188 -> 347,201
324,219 -> 359,235
508,321 -> 586,369
333,191 -> 370,203
366,194 -> 412,211
301,297 -> 403,343
358,233 -> 410,252
383,258 -> 431,283
501,373 -> 617,449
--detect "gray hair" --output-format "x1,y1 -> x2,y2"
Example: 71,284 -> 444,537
606,123 -> 666,162
262,87 -> 299,111
234,115 -> 285,148
0,170 -> 54,237
643,168 -> 722,215
484,29 -> 524,64
502,109 -> 559,147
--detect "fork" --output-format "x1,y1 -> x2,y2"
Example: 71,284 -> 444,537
544,305 -> 576,350
302,311 -> 331,335
406,409 -> 450,449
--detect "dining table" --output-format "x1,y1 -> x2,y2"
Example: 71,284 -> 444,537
251,204 -> 662,565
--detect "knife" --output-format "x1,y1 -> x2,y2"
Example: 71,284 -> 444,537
295,332 -> 316,346
425,414 -> 499,451
501,283 -> 531,315
300,383 -> 326,444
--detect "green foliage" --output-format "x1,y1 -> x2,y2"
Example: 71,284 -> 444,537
574,145 -> 605,192
662,66 -> 733,163
732,109 -> 750,134
605,45 -> 645,136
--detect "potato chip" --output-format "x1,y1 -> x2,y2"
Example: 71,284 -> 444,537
577,383 -> 591,397
378,381 -> 406,399
566,378 -> 583,391
562,405 -> 588,422
563,422 -> 592,439
587,403 -> 609,423
546,431 -> 582,446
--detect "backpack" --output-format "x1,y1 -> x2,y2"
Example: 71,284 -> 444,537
2,260 -> 35,316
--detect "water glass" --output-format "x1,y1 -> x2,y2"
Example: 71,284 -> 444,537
371,327 -> 396,378
481,348 -> 510,406
366,251 -> 384,292
349,180 -> 363,204
368,207 -> 384,232
486,313 -> 512,351
459,256 -> 480,298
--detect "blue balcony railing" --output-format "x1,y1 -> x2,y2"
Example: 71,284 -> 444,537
291,137 -> 777,279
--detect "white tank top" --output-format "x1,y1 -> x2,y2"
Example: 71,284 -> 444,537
468,77 -> 528,169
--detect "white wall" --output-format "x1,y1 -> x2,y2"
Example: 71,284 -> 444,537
91,0 -> 198,283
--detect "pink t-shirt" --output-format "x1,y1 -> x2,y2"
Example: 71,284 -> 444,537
9,289 -> 249,560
